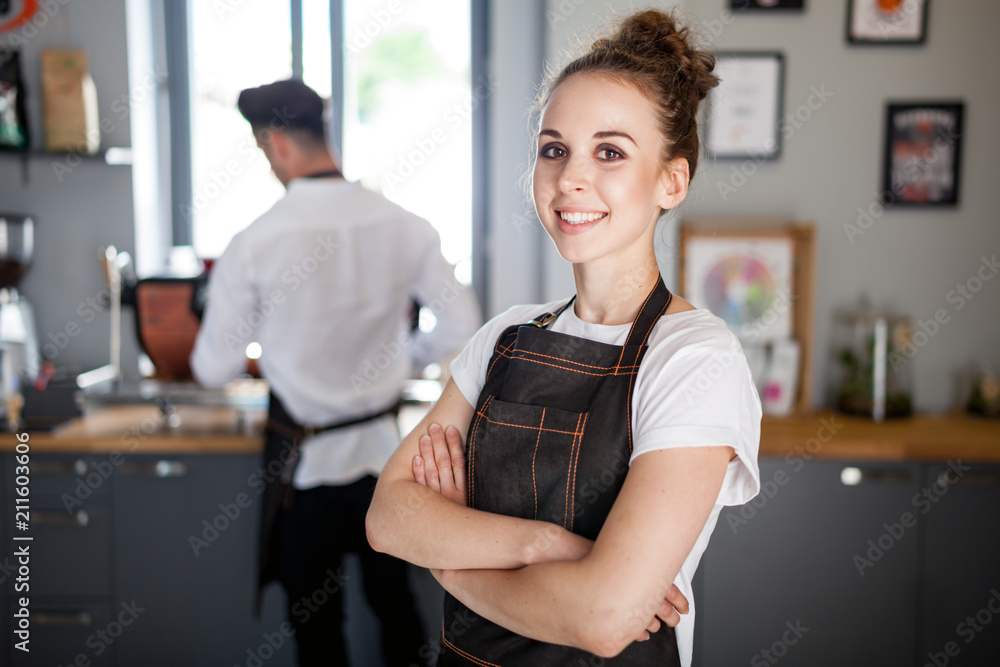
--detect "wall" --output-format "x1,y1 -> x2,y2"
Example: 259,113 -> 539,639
0,0 -> 141,378
525,0 -> 1000,412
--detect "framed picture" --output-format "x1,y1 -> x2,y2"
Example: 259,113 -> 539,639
705,53 -> 784,160
679,220 -> 816,415
731,0 -> 805,10
882,101 -> 963,206
847,0 -> 929,45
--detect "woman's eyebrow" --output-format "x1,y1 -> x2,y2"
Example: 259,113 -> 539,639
594,130 -> 636,146
538,129 -> 637,146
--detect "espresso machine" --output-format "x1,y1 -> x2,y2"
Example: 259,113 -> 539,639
0,213 -> 41,428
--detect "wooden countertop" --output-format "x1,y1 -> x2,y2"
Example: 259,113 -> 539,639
0,406 -> 997,461
0,405 -> 266,454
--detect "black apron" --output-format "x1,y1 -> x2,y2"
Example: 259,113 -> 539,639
255,391 -> 399,611
439,277 -> 682,666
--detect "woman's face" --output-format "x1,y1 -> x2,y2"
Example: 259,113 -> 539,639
532,73 -> 686,266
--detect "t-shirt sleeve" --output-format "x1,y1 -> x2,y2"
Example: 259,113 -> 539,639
631,326 -> 762,507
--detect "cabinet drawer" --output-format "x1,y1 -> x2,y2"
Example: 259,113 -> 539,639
27,499 -> 112,597
5,599 -> 115,666
6,453 -> 115,498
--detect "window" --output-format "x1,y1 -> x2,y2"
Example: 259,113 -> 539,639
188,0 -> 292,258
172,0 -> 481,289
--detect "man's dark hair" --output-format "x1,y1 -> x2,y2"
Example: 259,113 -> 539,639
237,78 -> 327,147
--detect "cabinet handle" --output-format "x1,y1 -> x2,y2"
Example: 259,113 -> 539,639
34,510 -> 90,527
840,467 -> 914,486
29,459 -> 90,476
937,469 -> 1000,486
34,611 -> 94,626
120,460 -> 188,478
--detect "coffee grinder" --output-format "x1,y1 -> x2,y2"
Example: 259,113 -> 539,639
0,213 -> 41,428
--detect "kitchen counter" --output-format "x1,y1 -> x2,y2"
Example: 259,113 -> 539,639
0,406 -> 997,460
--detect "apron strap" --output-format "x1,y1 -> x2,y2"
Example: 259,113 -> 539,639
524,277 -> 671,340
624,276 -> 673,348
526,295 -> 577,329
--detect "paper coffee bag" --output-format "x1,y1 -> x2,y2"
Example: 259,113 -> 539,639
41,50 -> 99,154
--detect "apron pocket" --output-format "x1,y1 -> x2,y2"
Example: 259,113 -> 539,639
468,396 -> 588,528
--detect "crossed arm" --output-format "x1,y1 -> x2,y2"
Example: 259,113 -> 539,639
366,378 -> 732,657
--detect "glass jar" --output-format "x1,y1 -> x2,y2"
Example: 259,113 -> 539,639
833,305 -> 914,421
967,364 -> 1000,418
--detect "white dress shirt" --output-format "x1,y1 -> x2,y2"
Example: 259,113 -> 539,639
191,177 -> 480,487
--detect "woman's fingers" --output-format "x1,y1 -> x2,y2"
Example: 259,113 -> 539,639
655,597 -> 682,628
412,455 -> 427,486
414,423 -> 467,505
429,423 -> 456,498
664,583 -> 689,615
445,425 -> 468,504
419,434 -> 441,492
645,614 -> 661,635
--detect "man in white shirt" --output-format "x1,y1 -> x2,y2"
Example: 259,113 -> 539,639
190,79 -> 480,667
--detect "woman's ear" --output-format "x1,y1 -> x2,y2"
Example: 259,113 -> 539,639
658,157 -> 690,210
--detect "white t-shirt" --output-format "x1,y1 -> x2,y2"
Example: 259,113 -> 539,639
449,298 -> 762,667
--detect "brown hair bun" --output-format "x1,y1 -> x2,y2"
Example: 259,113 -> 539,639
540,8 -> 719,179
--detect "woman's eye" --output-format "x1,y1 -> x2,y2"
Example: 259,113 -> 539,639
597,147 -> 624,161
540,144 -> 566,159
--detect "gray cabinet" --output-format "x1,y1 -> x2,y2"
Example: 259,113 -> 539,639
1,450 -> 443,666
696,459 -> 922,666
918,463 -> 1000,665
112,453 -> 292,666
4,454 -> 117,666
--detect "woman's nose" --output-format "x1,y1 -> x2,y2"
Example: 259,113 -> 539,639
558,156 -> 590,192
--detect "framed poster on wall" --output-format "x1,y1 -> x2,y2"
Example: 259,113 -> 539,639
882,101 -> 963,206
679,221 -> 816,415
847,0 -> 929,45
705,52 -> 784,160
731,0 -> 805,10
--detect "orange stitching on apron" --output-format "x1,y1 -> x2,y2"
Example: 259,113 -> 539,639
626,368 -> 636,455
514,348 -> 640,372
532,407 -> 546,521
477,415 -> 580,436
626,296 -> 670,454
468,395 -> 493,509
495,351 -> 639,378
639,298 -> 670,348
566,412 -> 587,531
441,625 -> 503,667
615,281 -> 657,373
486,335 -> 517,383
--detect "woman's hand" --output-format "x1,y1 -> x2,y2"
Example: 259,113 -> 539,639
639,584 -> 690,639
411,422 -> 467,506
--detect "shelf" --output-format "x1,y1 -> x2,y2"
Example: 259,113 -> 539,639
0,147 -> 132,166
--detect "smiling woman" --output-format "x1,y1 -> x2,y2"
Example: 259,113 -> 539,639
367,8 -> 762,667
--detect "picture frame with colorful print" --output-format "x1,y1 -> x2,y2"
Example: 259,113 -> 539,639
882,101 -> 963,207
847,0 -> 929,45
731,0 -> 805,11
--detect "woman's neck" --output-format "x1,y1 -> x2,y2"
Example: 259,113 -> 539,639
571,254 -> 660,326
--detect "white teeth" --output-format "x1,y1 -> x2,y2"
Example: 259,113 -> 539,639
559,211 -> 607,224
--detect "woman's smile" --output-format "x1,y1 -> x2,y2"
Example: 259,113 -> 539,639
556,208 -> 609,234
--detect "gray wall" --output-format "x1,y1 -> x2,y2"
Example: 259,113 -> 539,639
4,0 -> 998,413
513,0 -> 1000,412
0,0 -> 141,377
